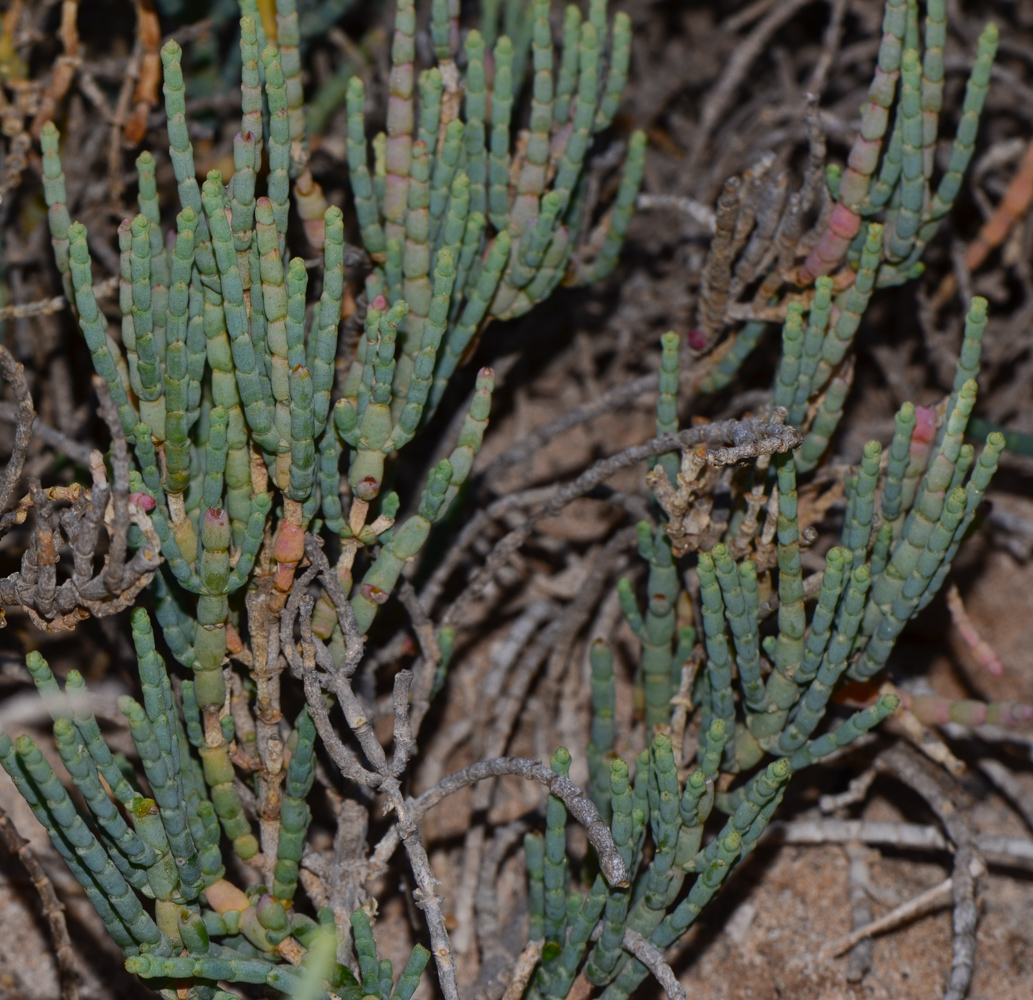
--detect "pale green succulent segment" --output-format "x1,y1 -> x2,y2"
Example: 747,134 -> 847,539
844,439 -> 882,567
899,22 -> 998,272
136,152 -> 169,357
697,549 -> 736,730
881,400 -> 917,526
238,16 -> 264,168
488,36 -> 515,231
274,0 -> 306,174
816,222 -> 884,394
431,228 -> 511,407
789,276 -> 834,424
545,873 -> 608,999
766,455 -> 806,718
121,694 -> 204,899
618,524 -> 679,730
798,546 -> 849,685
596,12 -> 631,130
554,5 -> 581,127
796,364 -> 850,473
584,129 -> 648,284
525,829 -> 547,942
917,430 -> 1003,611
41,121 -> 73,299
164,210 -> 199,493
713,544 -> 765,715
396,250 -> 458,448
68,223 -> 137,434
774,301 -> 805,411
949,296 -> 989,411
583,760 -> 634,983
884,48 -> 924,260
779,564 -> 871,753
918,0 -> 947,174
586,640 -> 617,818
160,41 -> 209,244
429,122 -> 466,245
272,709 -> 317,903
542,748 -> 572,962
464,30 -> 489,219
653,330 -> 681,485
348,374 -> 495,631
125,953 -> 306,992
346,78 -> 387,256
263,46 -> 292,237
231,130 -> 259,264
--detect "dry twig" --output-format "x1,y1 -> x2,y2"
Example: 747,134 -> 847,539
622,929 -> 686,1000
0,803 -> 79,1000
820,877 -> 954,960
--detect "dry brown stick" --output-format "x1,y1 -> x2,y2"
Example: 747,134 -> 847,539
0,803 -> 80,1000
444,420 -> 801,627
30,0 -> 81,137
763,818 -> 1033,870
295,599 -> 381,790
931,138 -> 1033,311
393,790 -> 462,1000
0,403 -> 95,468
946,583 -> 1004,677
0,344 -> 35,518
107,28 -> 144,209
805,0 -> 849,97
478,342 -> 741,492
499,940 -> 541,1000
472,819 -> 530,998
696,176 -> 742,344
0,276 -> 118,322
396,579 -> 442,741
622,929 -> 686,1000
413,600 -> 556,798
292,575 -> 461,1000
817,768 -> 877,814
480,373 -> 658,485
637,193 -> 716,231
0,127 -> 30,200
123,0 -> 161,146
453,531 -> 633,955
417,486 -> 561,613
375,689 -> 461,1000
94,378 -> 129,595
877,745 -> 985,1000
819,877 -> 954,960
686,0 -> 816,186
844,842 -> 874,981
408,756 -> 629,888
975,757 -> 1033,835
721,0 -> 781,34
326,795 -> 369,959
